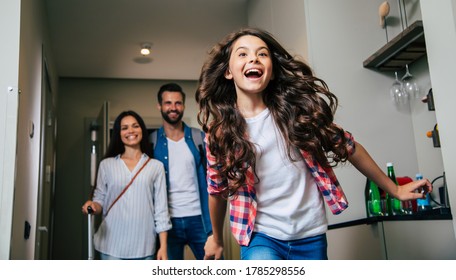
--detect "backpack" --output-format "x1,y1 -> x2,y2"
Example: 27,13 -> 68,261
150,127 -> 206,172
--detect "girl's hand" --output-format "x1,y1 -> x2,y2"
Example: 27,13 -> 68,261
396,178 -> 433,201
204,235 -> 224,260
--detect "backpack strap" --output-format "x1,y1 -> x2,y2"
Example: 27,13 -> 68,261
105,157 -> 151,217
150,130 -> 158,150
191,127 -> 203,149
191,128 -> 206,172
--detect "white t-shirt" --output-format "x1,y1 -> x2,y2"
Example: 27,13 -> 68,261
167,137 -> 201,218
245,108 -> 327,240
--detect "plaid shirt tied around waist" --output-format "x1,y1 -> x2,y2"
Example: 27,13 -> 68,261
206,131 -> 356,246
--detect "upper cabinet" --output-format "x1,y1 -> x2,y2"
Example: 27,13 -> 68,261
363,20 -> 426,71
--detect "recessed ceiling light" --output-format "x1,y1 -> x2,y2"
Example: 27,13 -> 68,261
140,43 -> 151,56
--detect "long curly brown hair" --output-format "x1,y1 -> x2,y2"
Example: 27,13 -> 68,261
196,27 -> 350,195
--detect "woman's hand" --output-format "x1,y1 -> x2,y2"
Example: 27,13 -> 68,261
81,200 -> 102,215
156,246 -> 168,260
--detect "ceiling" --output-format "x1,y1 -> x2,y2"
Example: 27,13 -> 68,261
44,0 -> 248,81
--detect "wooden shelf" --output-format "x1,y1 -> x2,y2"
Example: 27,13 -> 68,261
363,20 -> 426,71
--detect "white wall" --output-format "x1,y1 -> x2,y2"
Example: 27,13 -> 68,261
0,0 -> 21,260
9,0 -> 58,259
248,0 -> 308,60
409,57 -> 443,198
420,0 -> 456,239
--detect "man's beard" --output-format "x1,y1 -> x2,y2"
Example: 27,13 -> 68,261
161,110 -> 183,125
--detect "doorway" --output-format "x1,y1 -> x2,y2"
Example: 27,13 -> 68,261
35,49 -> 57,259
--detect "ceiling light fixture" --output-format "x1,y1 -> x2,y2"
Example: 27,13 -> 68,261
140,43 -> 151,56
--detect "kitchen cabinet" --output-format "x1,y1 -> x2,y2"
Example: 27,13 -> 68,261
382,219 -> 456,259
327,213 -> 455,259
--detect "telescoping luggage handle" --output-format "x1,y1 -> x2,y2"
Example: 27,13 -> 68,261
87,206 -> 94,260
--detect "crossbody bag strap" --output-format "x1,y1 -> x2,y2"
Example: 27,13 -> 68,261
105,157 -> 151,217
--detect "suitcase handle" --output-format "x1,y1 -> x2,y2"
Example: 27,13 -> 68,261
87,206 -> 94,260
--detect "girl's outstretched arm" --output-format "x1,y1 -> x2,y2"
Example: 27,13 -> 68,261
348,141 -> 432,200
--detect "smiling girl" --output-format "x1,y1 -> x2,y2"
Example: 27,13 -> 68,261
196,27 -> 432,260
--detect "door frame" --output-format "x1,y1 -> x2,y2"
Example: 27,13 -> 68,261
35,47 -> 57,259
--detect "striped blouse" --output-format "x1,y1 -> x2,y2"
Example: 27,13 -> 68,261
92,154 -> 171,258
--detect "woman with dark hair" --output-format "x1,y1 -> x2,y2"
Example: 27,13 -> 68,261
196,27 -> 432,260
82,110 -> 171,260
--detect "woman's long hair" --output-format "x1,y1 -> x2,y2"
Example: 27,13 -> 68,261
89,110 -> 152,199
104,110 -> 153,159
196,27 -> 350,195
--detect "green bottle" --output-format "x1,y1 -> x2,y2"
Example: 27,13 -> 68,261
364,178 -> 383,217
386,162 -> 403,216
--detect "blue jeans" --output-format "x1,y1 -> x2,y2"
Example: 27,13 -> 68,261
241,232 -> 328,260
167,215 -> 207,260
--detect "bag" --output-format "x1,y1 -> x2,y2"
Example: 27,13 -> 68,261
105,157 -> 151,217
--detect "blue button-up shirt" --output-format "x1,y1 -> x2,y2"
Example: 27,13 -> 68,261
152,123 -> 212,235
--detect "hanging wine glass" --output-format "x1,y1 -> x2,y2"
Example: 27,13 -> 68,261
390,71 -> 408,105
401,64 -> 420,99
